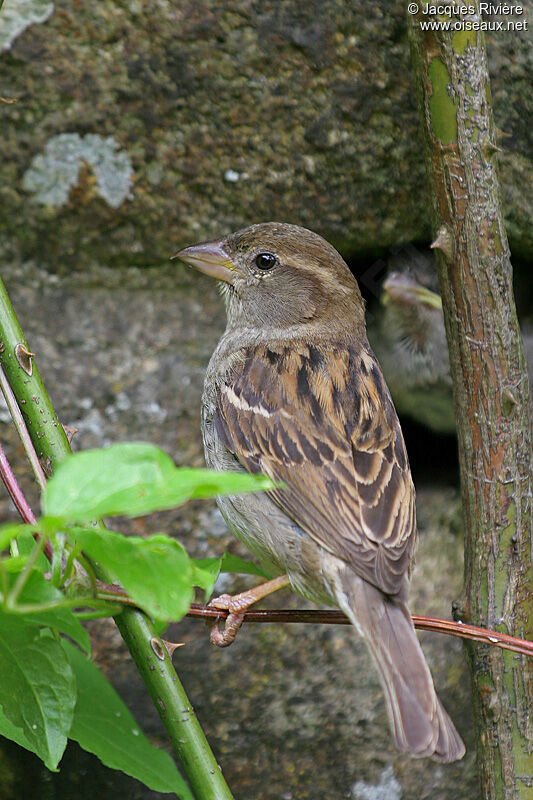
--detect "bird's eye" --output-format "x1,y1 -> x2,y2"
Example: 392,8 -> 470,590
254,252 -> 278,270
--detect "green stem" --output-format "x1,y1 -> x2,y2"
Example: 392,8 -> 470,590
0,560 -> 8,602
116,610 -> 234,800
7,533 -> 47,608
57,542 -> 81,587
0,274 -> 235,800
0,365 -> 47,490
7,597 -> 119,614
0,279 -> 70,464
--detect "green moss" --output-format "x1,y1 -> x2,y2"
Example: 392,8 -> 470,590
501,391 -> 516,417
491,220 -> 503,254
493,501 -> 516,623
480,555 -> 489,615
428,58 -> 458,145
502,650 -> 533,799
452,29 -> 476,54
493,748 -> 504,798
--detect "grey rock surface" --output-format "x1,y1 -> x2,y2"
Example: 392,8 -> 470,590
0,263 -> 475,799
0,1 -> 531,272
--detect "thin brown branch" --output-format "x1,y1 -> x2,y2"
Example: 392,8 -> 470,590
0,441 -> 53,562
0,443 -> 37,524
186,603 -> 533,659
89,587 -> 533,658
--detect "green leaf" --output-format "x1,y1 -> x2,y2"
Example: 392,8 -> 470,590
43,442 -> 275,522
11,529 -> 50,571
189,554 -> 271,601
11,570 -> 90,654
190,557 -> 221,601
63,641 -> 193,798
0,522 -> 36,552
0,705 -> 35,754
2,555 -> 31,573
220,552 -> 271,578
0,618 -> 76,770
71,528 -> 193,621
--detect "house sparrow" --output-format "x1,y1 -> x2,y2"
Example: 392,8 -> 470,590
369,265 -> 455,434
175,222 -> 465,762
369,254 -> 533,434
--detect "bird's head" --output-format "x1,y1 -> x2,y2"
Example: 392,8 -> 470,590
174,222 -> 365,336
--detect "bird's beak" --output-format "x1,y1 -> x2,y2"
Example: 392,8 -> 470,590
172,239 -> 236,284
382,273 -> 442,310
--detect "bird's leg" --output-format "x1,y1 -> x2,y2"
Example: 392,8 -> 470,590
208,574 -> 290,647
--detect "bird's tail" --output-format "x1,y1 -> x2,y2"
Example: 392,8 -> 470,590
335,573 -> 465,762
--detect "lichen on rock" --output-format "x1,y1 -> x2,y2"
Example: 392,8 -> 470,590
352,766 -> 403,800
22,133 -> 133,209
0,0 -> 54,51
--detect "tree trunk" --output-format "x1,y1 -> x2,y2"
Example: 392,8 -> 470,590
407,6 -> 533,798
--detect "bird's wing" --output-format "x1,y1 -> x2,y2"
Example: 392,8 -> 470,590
213,342 -> 416,596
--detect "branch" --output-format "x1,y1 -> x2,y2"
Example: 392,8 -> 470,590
0,442 -> 55,563
408,4 -> 533,794
185,603 -> 533,659
0,442 -> 37,524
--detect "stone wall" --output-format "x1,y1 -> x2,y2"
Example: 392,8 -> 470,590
1,0 -> 531,272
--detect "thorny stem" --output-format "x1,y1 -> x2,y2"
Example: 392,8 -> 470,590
0,279 -> 71,464
116,609 -> 235,800
408,5 -> 532,794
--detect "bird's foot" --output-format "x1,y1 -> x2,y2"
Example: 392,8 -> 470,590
207,592 -> 255,647
207,575 -> 290,648
208,609 -> 247,647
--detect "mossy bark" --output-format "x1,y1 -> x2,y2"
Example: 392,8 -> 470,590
408,6 -> 533,798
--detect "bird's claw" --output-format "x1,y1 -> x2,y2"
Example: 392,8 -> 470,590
207,591 -> 256,647
208,610 -> 246,647
206,577 -> 290,647
209,592 -> 254,613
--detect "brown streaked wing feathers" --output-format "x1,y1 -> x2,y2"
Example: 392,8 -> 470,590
214,344 -> 416,595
